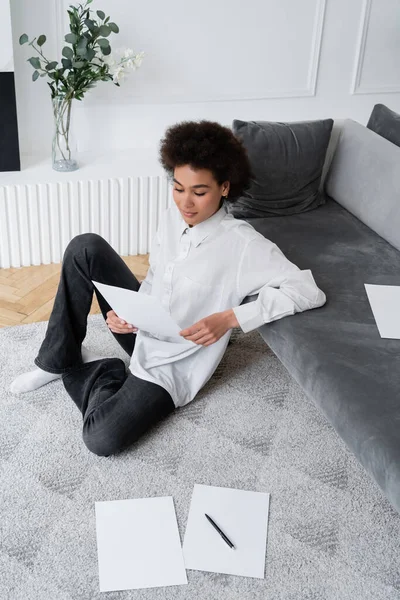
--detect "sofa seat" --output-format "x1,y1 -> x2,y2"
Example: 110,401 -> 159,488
241,196 -> 400,513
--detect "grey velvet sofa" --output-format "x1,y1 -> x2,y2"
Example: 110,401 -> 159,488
240,118 -> 400,514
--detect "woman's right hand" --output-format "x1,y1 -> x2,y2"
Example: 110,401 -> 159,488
106,310 -> 138,334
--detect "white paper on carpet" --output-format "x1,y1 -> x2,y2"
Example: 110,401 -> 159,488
183,484 -> 270,579
95,496 -> 188,592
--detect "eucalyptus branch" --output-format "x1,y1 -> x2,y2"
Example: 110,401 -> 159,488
29,41 -> 51,65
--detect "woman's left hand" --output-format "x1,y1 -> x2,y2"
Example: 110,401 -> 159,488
179,310 -> 239,346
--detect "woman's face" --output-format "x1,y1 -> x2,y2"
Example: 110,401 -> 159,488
172,164 -> 230,227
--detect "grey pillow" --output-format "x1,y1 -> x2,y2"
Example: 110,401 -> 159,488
366,104 -> 400,148
227,118 -> 334,218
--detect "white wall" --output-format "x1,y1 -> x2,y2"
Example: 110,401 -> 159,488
9,0 -> 400,157
1,0 -> 14,71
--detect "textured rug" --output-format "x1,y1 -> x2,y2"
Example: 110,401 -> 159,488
0,314 -> 399,600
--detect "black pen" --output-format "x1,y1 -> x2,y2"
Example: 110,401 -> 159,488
205,513 -> 235,549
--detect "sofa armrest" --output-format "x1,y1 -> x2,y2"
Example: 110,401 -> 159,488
319,119 -> 345,192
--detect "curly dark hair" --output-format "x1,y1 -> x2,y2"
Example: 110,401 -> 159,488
158,120 -> 253,202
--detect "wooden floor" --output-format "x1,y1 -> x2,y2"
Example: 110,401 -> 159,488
0,255 -> 150,328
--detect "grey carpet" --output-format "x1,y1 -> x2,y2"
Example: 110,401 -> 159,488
1,314 -> 399,600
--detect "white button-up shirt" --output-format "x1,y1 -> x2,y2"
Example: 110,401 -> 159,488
129,203 -> 326,407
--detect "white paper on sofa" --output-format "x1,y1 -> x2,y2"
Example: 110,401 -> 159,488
364,283 -> 400,339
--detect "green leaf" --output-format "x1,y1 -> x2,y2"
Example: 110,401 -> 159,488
84,19 -> 96,30
32,70 -> 39,81
100,44 -> 111,55
96,10 -> 105,20
65,33 -> 78,44
76,37 -> 88,56
72,60 -> 85,68
46,61 -> 58,71
99,25 -> 110,37
108,22 -> 119,33
97,38 -> 109,48
62,46 -> 73,58
87,0 -> 93,4
28,56 -> 41,69
86,48 -> 95,61
19,33 -> 29,45
37,34 -> 46,46
61,58 -> 72,69
104,16 -> 110,24
40,72 -> 47,77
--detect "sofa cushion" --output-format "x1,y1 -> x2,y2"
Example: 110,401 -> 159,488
227,118 -> 333,218
325,119 -> 400,252
240,197 -> 400,513
367,103 -> 400,147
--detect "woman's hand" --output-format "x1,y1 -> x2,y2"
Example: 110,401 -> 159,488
179,309 -> 239,346
106,310 -> 138,334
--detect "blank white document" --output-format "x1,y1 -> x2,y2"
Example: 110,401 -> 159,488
364,283 -> 400,339
183,484 -> 270,579
92,280 -> 181,338
95,497 -> 188,592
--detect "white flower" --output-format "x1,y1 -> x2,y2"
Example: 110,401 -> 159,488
133,52 -> 144,68
92,47 -> 145,84
112,66 -> 125,83
122,51 -> 145,71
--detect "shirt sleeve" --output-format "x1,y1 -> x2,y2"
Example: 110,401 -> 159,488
137,226 -> 162,296
232,235 -> 326,333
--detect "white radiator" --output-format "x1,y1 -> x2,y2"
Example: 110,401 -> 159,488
0,175 -> 173,268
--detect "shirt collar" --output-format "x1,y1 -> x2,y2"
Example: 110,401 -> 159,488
178,204 -> 227,247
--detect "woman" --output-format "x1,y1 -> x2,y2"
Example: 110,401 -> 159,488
10,120 -> 326,456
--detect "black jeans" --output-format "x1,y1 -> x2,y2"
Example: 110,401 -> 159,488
34,233 -> 175,457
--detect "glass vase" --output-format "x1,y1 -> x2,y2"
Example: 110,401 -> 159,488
52,95 -> 78,172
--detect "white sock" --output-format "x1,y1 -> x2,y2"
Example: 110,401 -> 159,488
9,345 -> 105,394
